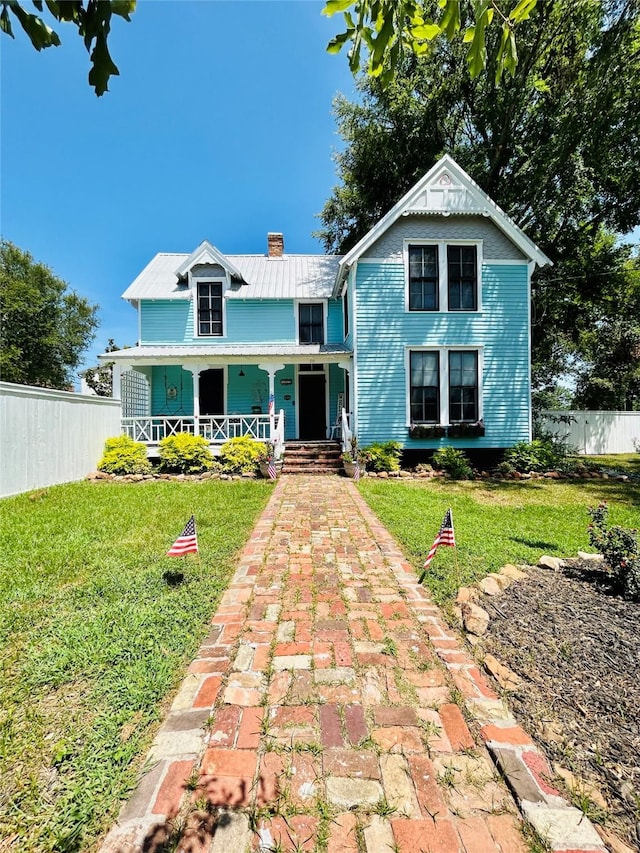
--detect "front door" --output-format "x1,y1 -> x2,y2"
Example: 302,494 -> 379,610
298,372 -> 326,439
199,369 -> 224,415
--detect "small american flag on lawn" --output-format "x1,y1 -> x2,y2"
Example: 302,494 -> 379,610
267,458 -> 277,479
423,509 -> 455,570
353,461 -> 360,481
167,515 -> 198,556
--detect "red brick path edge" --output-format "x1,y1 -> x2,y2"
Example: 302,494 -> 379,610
99,476 -> 607,853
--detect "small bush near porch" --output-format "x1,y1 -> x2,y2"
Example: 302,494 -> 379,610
0,479 -> 271,851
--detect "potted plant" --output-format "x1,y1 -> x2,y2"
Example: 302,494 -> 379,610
409,423 -> 446,439
341,436 -> 362,478
447,419 -> 485,438
258,441 -> 283,479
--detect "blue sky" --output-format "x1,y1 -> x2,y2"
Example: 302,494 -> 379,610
1,1 -> 356,380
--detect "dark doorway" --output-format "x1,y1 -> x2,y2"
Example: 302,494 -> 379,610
298,372 -> 326,439
199,369 -> 224,415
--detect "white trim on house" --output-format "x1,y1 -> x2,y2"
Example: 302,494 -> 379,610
175,240 -> 245,282
405,345 -> 484,428
335,155 -> 552,294
403,239 -> 483,314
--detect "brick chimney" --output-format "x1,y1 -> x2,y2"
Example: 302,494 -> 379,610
267,232 -> 284,258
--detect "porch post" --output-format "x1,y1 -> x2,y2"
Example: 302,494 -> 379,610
182,363 -> 206,436
113,360 -> 132,407
258,362 -> 285,439
112,363 -> 122,401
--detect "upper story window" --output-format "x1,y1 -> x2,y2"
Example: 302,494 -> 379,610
406,241 -> 480,312
299,303 -> 324,344
197,281 -> 223,336
447,246 -> 477,311
408,245 -> 439,311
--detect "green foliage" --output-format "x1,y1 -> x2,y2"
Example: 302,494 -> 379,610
323,0 -> 537,87
83,339 -> 124,397
503,439 -> 565,473
0,479 -> 270,849
0,0 -> 136,95
97,435 -> 151,475
317,2 -> 640,405
432,446 -> 473,479
361,440 -> 402,472
0,240 -> 99,390
158,433 -> 214,474
359,476 -> 640,603
218,435 -> 264,473
588,502 -> 640,601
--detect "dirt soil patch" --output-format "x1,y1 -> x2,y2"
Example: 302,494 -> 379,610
481,561 -> 640,850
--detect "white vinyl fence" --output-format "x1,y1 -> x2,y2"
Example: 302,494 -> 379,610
539,410 -> 640,455
0,382 -> 121,498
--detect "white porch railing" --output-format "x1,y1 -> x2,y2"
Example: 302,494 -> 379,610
341,408 -> 353,452
122,414 -> 276,445
273,408 -> 285,460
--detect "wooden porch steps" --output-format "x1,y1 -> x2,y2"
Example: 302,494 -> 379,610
282,441 -> 343,475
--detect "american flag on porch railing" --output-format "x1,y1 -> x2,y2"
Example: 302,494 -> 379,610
268,394 -> 275,416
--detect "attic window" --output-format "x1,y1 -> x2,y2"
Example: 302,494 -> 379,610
197,281 -> 223,336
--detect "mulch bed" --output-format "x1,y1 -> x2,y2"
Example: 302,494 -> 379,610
481,561 -> 640,850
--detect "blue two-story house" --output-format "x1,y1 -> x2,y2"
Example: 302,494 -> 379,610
103,156 -> 551,458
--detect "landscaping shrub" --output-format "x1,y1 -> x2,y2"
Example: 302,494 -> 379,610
361,440 -> 402,472
588,502 -> 640,602
502,438 -> 566,473
219,435 -> 264,473
431,446 -> 473,479
98,435 -> 152,475
158,433 -> 214,474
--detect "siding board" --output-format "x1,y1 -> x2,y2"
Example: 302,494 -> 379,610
354,261 -> 530,448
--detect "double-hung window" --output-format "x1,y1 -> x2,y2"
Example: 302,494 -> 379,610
447,246 -> 477,310
197,281 -> 223,336
449,350 -> 478,422
408,348 -> 481,426
406,242 -> 479,312
410,351 -> 439,422
299,303 -> 324,344
408,245 -> 438,311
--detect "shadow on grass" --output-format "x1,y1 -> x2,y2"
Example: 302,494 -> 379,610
511,536 -> 559,550
162,570 -> 186,587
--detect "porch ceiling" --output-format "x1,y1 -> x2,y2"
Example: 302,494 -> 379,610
101,344 -> 353,365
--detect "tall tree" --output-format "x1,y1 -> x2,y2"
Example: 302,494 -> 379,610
317,0 -> 640,407
0,241 -> 99,389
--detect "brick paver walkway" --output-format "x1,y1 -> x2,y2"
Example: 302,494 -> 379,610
101,475 -> 606,853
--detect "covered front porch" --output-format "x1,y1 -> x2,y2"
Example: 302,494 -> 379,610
108,346 -> 353,454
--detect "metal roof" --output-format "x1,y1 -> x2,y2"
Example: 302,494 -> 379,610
122,252 -> 342,302
102,343 -> 352,363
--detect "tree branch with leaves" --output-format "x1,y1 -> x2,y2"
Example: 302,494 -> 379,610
324,0 -> 538,85
0,0 -> 135,95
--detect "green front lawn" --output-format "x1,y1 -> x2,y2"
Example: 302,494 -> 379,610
359,477 -> 640,605
582,453 -> 640,476
0,480 -> 271,852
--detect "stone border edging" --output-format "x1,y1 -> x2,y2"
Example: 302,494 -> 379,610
351,490 -> 609,853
